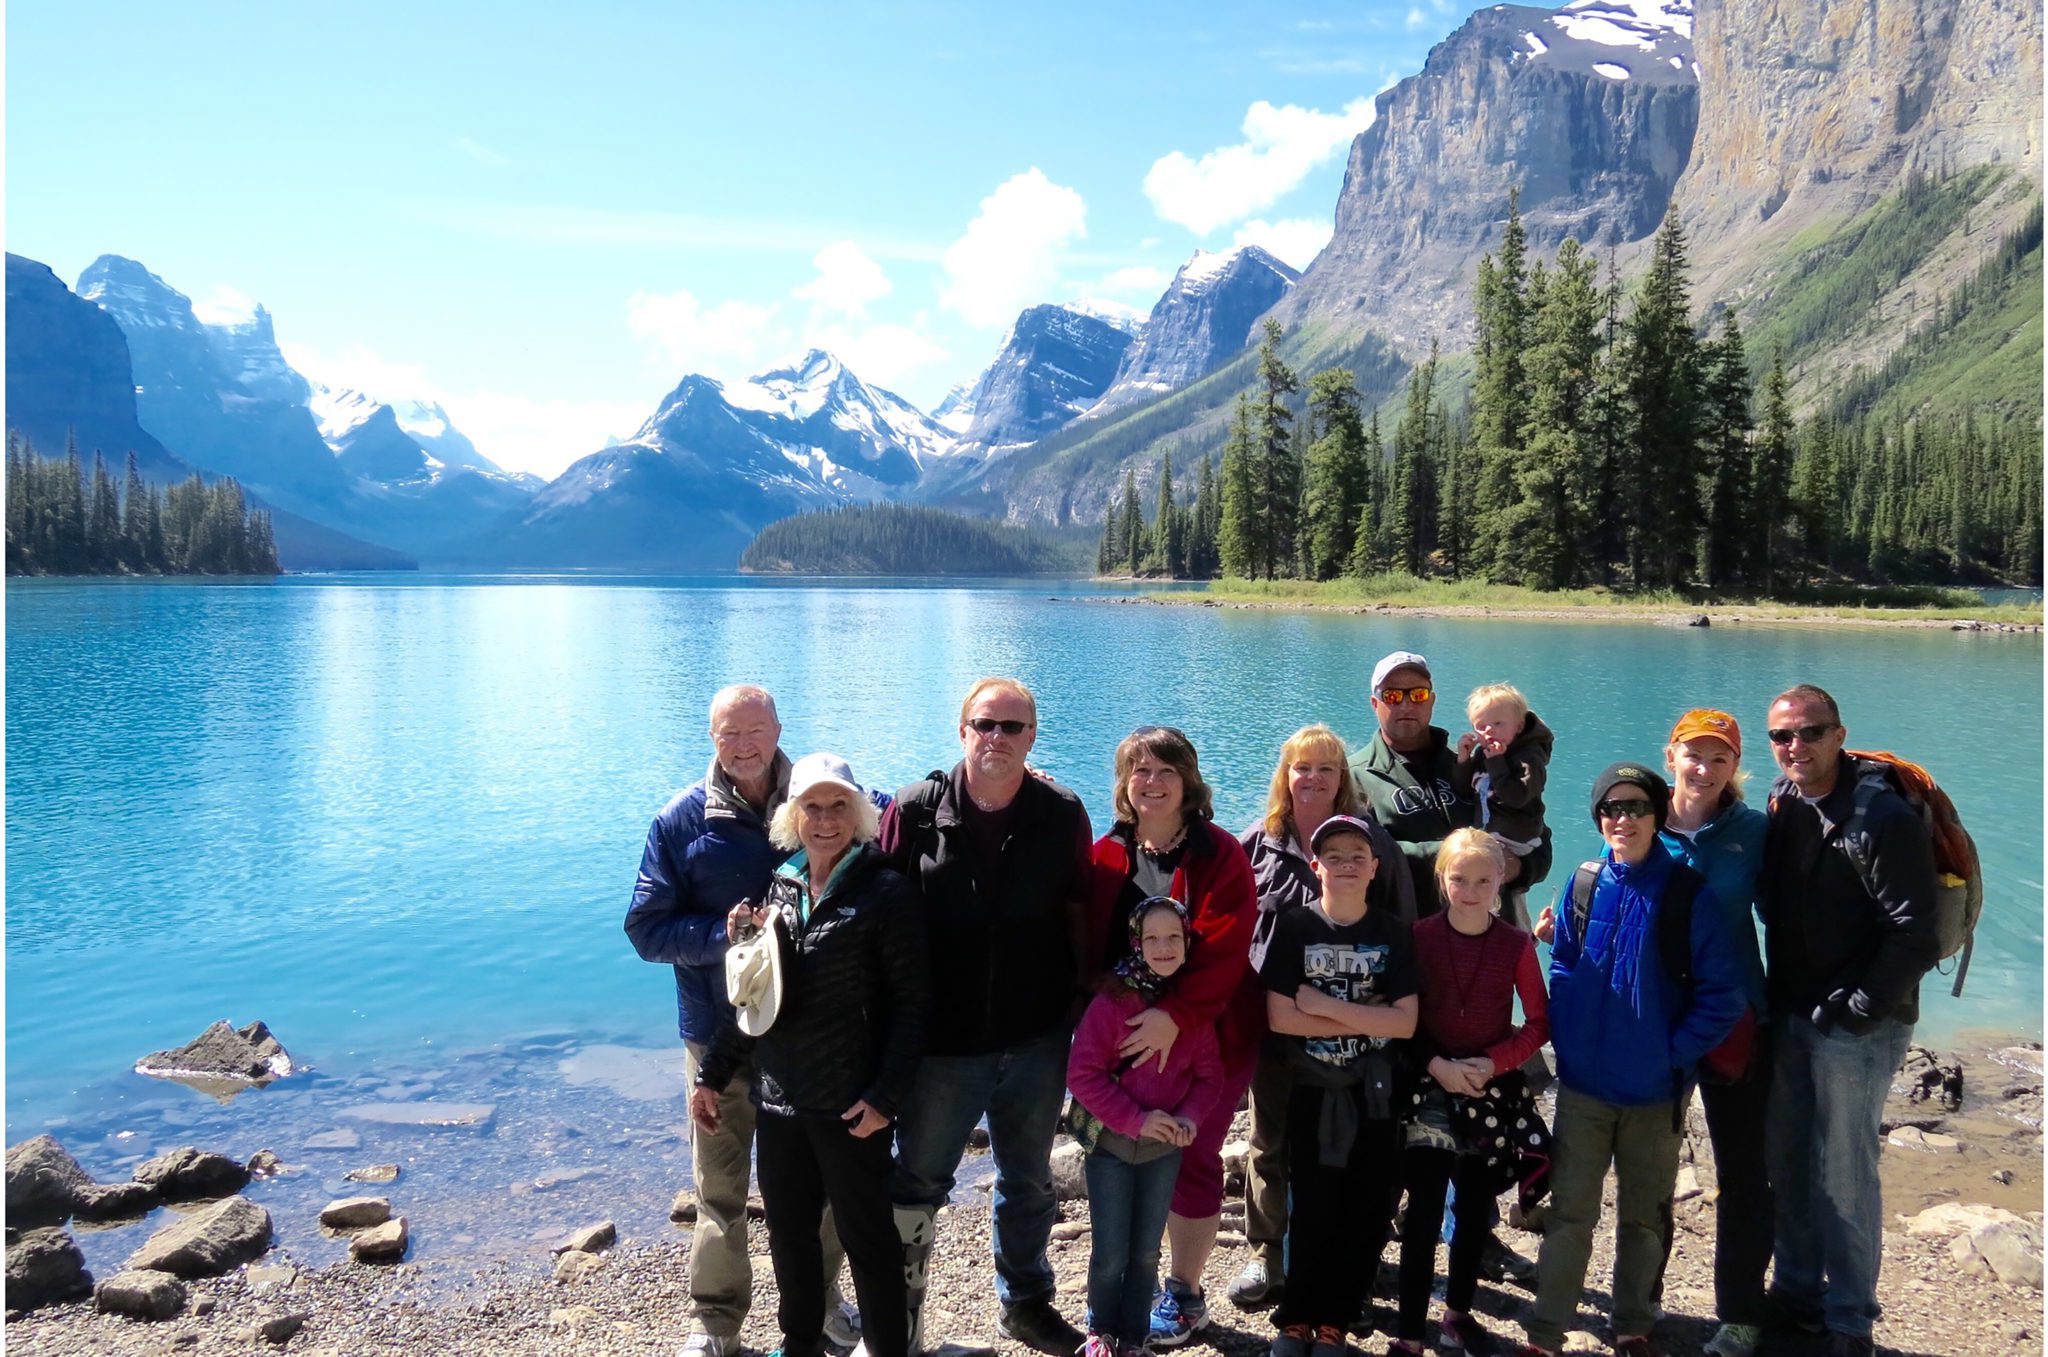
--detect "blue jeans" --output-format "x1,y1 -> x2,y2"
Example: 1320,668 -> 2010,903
1083,1147 -> 1181,1342
891,1029 -> 1069,1306
1765,1013 -> 1913,1339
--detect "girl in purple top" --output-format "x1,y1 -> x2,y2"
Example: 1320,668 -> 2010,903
1068,897 -> 1224,1357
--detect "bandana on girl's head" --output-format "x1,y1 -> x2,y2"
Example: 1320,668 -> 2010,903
1115,895 -> 1193,1002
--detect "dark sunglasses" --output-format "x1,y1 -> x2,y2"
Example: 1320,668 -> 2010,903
967,717 -> 1032,736
1377,686 -> 1434,705
1596,798 -> 1656,821
1766,723 -> 1836,746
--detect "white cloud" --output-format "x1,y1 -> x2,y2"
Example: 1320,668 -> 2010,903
793,241 -> 892,316
1102,265 -> 1172,297
1144,98 -> 1378,235
192,285 -> 261,327
941,169 -> 1088,328
1231,217 -> 1335,271
452,136 -> 512,167
1405,7 -> 1428,28
625,288 -> 785,380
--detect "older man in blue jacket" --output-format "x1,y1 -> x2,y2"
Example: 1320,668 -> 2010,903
627,684 -> 856,1357
1521,763 -> 1746,1357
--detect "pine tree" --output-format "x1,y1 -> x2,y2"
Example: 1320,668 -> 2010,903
1218,396 -> 1258,577
1697,310 -> 1754,588
1119,467 -> 1145,574
1469,189 -> 1531,578
1390,343 -> 1441,574
1300,368 -> 1368,579
1096,492 -> 1118,575
1154,452 -> 1182,576
1748,349 -> 1795,592
1508,237 -> 1603,588
88,452 -> 121,564
1189,455 -> 1219,577
1621,205 -> 1704,587
1251,320 -> 1301,578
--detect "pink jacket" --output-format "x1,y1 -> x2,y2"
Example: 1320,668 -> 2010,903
1067,986 -> 1224,1140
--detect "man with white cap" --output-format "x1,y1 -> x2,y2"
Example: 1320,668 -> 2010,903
626,685 -> 866,1357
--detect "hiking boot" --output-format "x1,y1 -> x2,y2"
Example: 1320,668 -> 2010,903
1148,1281 -> 1209,1348
681,1334 -> 739,1357
1765,1291 -> 1826,1337
1000,1298 -> 1084,1355
1437,1310 -> 1501,1356
1823,1335 -> 1874,1357
1270,1323 -> 1315,1357
1701,1323 -> 1761,1357
1228,1257 -> 1280,1308
1079,1331 -> 1118,1357
1310,1324 -> 1348,1357
1478,1233 -> 1539,1288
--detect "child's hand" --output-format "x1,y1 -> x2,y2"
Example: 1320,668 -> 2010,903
1534,905 -> 1555,944
1173,1116 -> 1198,1146
1480,730 -> 1509,756
1139,1109 -> 1183,1143
1456,732 -> 1480,760
1295,984 -> 1331,1017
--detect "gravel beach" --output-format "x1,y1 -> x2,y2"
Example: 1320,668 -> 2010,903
8,1042 -> 2039,1357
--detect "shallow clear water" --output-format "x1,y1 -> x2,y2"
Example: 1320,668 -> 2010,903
7,575 -> 2040,1265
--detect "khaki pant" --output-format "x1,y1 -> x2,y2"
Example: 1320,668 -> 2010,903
1245,1053 -> 1292,1269
1526,1086 -> 1681,1352
685,1041 -> 847,1338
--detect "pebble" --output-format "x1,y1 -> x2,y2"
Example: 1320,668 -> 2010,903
349,1217 -> 408,1263
553,1250 -> 607,1284
670,1189 -> 698,1223
551,1221 -> 617,1255
346,1164 -> 402,1184
320,1196 -> 393,1229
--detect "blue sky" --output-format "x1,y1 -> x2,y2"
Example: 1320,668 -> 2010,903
8,2 -> 1468,476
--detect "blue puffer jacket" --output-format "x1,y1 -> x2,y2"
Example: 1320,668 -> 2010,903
1659,798 -> 1769,1017
625,755 -> 792,1044
1549,847 -> 1747,1107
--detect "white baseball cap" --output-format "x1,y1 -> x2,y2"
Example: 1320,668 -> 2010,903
787,752 -> 863,801
1370,650 -> 1432,692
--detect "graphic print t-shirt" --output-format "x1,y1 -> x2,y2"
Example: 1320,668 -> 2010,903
1260,903 -> 1419,1069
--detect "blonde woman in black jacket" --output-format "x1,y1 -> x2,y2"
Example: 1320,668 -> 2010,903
693,753 -> 930,1357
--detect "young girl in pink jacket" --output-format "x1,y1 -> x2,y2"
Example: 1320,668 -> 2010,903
1067,897 -> 1224,1357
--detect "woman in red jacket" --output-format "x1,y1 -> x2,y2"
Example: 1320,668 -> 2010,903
1088,725 -> 1258,1348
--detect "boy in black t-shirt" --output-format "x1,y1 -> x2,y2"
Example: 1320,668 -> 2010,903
1260,815 -> 1420,1357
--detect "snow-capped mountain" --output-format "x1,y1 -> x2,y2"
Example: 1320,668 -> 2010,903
467,350 -> 961,568
940,303 -> 1144,459
1520,0 -> 1696,85
1091,246 -> 1299,415
309,383 -> 520,483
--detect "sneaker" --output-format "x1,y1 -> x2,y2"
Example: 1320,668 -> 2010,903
1000,1298 -> 1085,1355
1228,1257 -> 1280,1308
1478,1233 -> 1539,1288
1270,1322 -> 1315,1357
1148,1282 -> 1209,1348
1612,1337 -> 1663,1357
1823,1335 -> 1874,1357
1080,1331 -> 1119,1357
681,1334 -> 738,1357
823,1300 -> 862,1349
1310,1323 -> 1347,1357
1437,1311 -> 1501,1356
1701,1323 -> 1760,1357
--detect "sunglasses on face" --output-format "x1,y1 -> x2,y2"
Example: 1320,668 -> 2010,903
1767,723 -> 1836,746
1377,686 -> 1434,705
967,717 -> 1032,737
1596,798 -> 1656,821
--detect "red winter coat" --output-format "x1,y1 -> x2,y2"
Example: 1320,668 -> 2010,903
1088,819 -> 1261,1069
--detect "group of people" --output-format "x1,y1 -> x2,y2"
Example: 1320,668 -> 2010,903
626,654 -> 1942,1357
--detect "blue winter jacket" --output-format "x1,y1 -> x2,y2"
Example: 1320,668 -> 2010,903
1659,798 -> 1769,1017
1548,847 -> 1747,1107
625,754 -> 793,1044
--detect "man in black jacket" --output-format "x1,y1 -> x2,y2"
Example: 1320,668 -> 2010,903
1758,684 -> 1940,1357
880,677 -> 1094,1354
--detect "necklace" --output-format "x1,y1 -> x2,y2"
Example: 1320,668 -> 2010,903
1138,822 -> 1188,856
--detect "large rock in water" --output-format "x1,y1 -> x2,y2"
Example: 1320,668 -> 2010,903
6,1134 -> 154,1226
5,1227 -> 93,1311
123,1196 -> 273,1278
133,1147 -> 251,1202
135,1020 -> 294,1097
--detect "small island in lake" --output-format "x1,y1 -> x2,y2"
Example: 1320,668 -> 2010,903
739,503 -> 1090,577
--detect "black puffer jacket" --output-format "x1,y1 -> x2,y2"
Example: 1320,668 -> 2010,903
696,843 -> 930,1119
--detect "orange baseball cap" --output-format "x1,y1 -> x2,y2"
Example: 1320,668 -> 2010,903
1668,708 -> 1741,758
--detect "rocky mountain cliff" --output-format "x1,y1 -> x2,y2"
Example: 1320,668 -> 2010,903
1675,0 -> 2042,302
1269,0 -> 1699,357
1093,247 -> 1298,413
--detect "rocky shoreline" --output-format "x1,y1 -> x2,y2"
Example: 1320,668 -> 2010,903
1087,593 -> 2044,632
7,1040 -> 2040,1356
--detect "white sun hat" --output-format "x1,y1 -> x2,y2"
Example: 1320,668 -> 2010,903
725,909 -> 787,1037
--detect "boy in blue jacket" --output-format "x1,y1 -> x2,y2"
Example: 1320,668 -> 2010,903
1520,764 -> 1745,1357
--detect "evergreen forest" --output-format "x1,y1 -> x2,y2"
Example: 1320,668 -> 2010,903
740,502 -> 1089,575
5,433 -> 282,577
1099,192 -> 2044,593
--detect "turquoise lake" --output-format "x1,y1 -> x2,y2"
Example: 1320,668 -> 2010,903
5,575 -> 2041,1275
